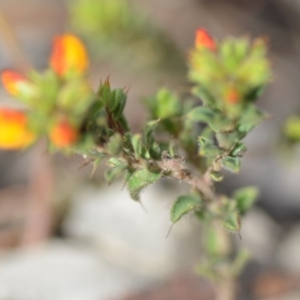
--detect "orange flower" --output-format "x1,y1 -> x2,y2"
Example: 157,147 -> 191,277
50,34 -> 89,76
1,70 -> 27,96
0,108 -> 35,149
225,88 -> 240,104
50,119 -> 78,148
195,28 -> 216,51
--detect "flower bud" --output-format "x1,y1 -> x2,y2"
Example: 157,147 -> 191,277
195,28 -> 216,51
50,119 -> 78,148
225,88 -> 240,104
0,108 -> 35,149
50,34 -> 89,76
1,70 -> 27,96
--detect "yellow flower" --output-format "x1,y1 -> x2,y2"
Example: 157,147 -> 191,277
50,119 -> 78,148
0,108 -> 35,149
1,70 -> 27,96
49,34 -> 89,76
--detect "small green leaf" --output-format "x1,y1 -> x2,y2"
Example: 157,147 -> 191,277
168,140 -> 176,158
188,107 -> 233,133
97,78 -> 111,106
117,115 -> 130,132
209,171 -> 224,182
131,134 -> 142,159
149,142 -> 161,159
194,210 -> 212,222
245,86 -> 265,102
238,105 -> 265,133
106,133 -> 123,155
198,137 -> 223,158
216,132 -> 240,150
107,157 -> 126,168
156,88 -> 181,119
105,164 -> 127,184
127,168 -> 161,201
209,115 -> 234,133
233,186 -> 258,215
143,120 -> 160,147
187,106 -> 215,123
223,211 -> 241,232
203,226 -> 230,257
171,194 -> 202,223
109,88 -> 127,118
230,142 -> 247,157
192,86 -> 216,107
222,156 -> 241,173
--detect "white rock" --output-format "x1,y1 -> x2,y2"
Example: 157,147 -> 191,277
276,224 -> 300,272
0,240 -> 151,300
240,208 -> 281,263
63,181 -> 193,278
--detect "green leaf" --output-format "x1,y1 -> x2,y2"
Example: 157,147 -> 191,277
127,168 -> 161,201
156,88 -> 181,119
117,115 -> 130,132
143,119 -> 159,147
209,171 -> 224,182
238,105 -> 265,133
28,70 -> 60,113
233,186 -> 258,215
245,86 -> 265,102
187,106 -> 215,124
203,226 -> 230,257
170,194 -> 202,223
106,133 -> 123,155
110,88 -> 127,118
97,78 -> 111,106
230,142 -> 247,157
223,211 -> 241,232
198,137 -> 223,158
131,134 -> 142,159
192,86 -> 216,107
148,142 -> 161,159
188,107 -> 233,133
222,156 -> 241,173
194,209 -> 213,222
107,157 -> 126,168
220,38 -> 250,73
216,132 -> 240,150
105,165 -> 127,184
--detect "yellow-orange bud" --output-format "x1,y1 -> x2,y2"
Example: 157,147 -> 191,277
225,89 -> 240,104
195,28 -> 216,51
1,70 -> 27,96
50,34 -> 89,76
50,120 -> 78,148
0,108 -> 35,149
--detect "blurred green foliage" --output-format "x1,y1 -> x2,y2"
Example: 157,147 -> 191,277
68,0 -> 186,74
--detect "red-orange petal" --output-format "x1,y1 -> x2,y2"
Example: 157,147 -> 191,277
1,70 -> 27,96
195,28 -> 216,51
0,108 -> 35,149
50,119 -> 78,148
50,34 -> 89,76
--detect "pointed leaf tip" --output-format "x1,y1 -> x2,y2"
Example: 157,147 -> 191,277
171,194 -> 202,223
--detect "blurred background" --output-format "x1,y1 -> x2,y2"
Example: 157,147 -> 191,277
0,0 -> 300,299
